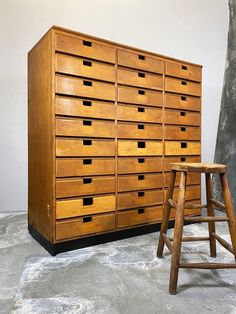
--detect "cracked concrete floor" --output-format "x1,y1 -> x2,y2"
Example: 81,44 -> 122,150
0,213 -> 236,314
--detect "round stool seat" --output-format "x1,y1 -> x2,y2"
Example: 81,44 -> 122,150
171,162 -> 226,173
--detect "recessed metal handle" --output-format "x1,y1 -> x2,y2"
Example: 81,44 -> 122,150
83,40 -> 92,47
138,141 -> 146,148
182,65 -> 188,70
138,55 -> 145,60
83,159 -> 92,165
138,175 -> 145,180
83,178 -> 92,184
181,142 -> 187,148
83,140 -> 92,146
83,60 -> 92,67
138,90 -> 145,95
138,208 -> 145,214
138,158 -> 145,163
83,80 -> 92,86
83,120 -> 92,126
83,197 -> 93,206
181,81 -> 187,86
138,124 -> 144,129
181,127 -> 186,132
83,216 -> 92,223
83,100 -> 92,106
138,72 -> 145,78
137,107 -> 145,112
138,191 -> 145,197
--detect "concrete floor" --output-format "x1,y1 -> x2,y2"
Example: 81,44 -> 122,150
0,213 -> 236,314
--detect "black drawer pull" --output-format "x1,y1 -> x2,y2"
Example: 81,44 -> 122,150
83,140 -> 92,145
83,80 -> 92,86
181,96 -> 186,101
83,100 -> 92,106
83,159 -> 92,165
181,142 -> 187,148
181,81 -> 187,86
181,157 -> 186,162
138,90 -> 145,95
181,127 -> 186,132
138,208 -> 145,214
137,107 -> 145,112
180,111 -> 186,116
83,178 -> 92,184
138,191 -> 145,197
138,175 -> 145,180
83,60 -> 92,67
138,54 -> 145,60
138,72 -> 145,78
138,124 -> 144,129
83,216 -> 92,223
83,197 -> 93,206
182,65 -> 188,70
83,40 -> 92,47
83,120 -> 92,126
138,141 -> 146,148
138,158 -> 145,163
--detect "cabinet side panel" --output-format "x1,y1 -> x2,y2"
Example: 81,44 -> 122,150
28,31 -> 54,242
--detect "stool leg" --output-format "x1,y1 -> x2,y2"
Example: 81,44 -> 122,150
205,173 -> 217,257
157,170 -> 176,258
169,171 -> 186,295
220,173 -> 236,260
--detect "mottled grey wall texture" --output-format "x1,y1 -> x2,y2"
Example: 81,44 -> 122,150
214,0 -> 236,212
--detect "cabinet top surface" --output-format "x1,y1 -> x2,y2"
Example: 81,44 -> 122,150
31,25 -> 202,68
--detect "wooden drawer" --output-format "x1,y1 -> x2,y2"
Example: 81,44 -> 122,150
56,176 -> 115,198
56,139 -> 115,157
164,126 -> 201,140
164,172 -> 201,187
56,194 -> 116,219
165,109 -> 200,126
165,61 -> 201,82
56,118 -> 115,138
118,68 -> 163,90
165,93 -> 201,112
170,200 -> 201,219
55,33 -> 116,63
118,122 -> 162,139
118,157 -> 162,174
118,86 -> 163,107
118,140 -> 163,156
56,53 -> 115,82
56,75 -> 115,101
165,141 -> 201,156
164,185 -> 201,202
117,206 -> 162,228
117,104 -> 163,123
118,189 -> 163,210
118,173 -> 163,192
56,157 -> 115,177
164,156 -> 201,172
118,50 -> 164,74
55,96 -> 115,120
165,77 -> 201,96
56,213 -> 115,240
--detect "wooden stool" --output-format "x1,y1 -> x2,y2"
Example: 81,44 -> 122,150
157,162 -> 236,294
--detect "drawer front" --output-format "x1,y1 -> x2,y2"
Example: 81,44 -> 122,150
165,141 -> 201,156
56,139 -> 115,157
118,140 -> 163,156
56,158 -> 115,177
117,206 -> 162,228
164,185 -> 201,202
165,110 -> 201,126
56,176 -> 115,198
118,123 -> 162,139
118,173 -> 163,192
118,157 -> 163,174
56,213 -> 115,240
164,126 -> 201,141
118,189 -> 163,210
164,172 -> 201,187
170,200 -> 201,219
56,195 -> 116,219
118,50 -> 164,74
117,104 -> 163,123
56,75 -> 115,101
165,61 -> 201,82
118,68 -> 163,90
56,118 -> 115,138
165,93 -> 201,112
55,33 -> 116,63
56,53 -> 115,82
118,86 -> 163,107
164,156 -> 201,172
55,96 -> 116,120
165,77 -> 201,97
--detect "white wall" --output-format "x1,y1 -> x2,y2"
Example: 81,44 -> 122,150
0,0 -> 228,212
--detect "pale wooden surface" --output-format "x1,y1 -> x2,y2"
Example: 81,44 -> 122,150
171,162 -> 226,173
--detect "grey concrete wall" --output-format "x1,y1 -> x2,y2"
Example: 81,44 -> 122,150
214,0 -> 236,213
0,0 -> 228,212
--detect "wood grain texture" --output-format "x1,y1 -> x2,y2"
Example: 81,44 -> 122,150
165,93 -> 201,111
165,61 -> 201,82
118,122 -> 162,139
165,141 -> 201,156
164,156 -> 201,171
117,104 -> 163,123
118,140 -> 163,156
164,126 -> 200,140
165,109 -> 201,126
118,173 -> 163,192
118,157 -> 163,174
165,77 -> 201,96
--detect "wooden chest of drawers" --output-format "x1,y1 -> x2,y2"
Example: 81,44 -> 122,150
28,26 -> 202,255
